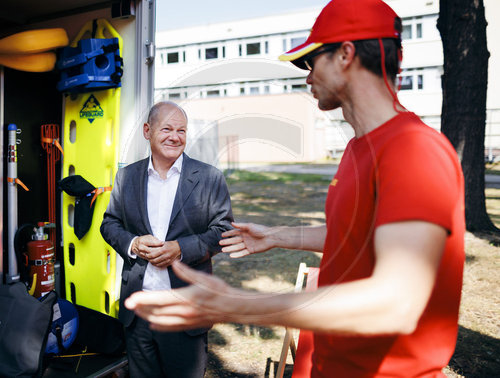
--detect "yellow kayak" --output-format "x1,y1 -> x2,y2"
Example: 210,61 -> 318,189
0,28 -> 68,54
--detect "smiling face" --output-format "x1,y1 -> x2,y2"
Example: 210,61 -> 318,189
143,103 -> 187,169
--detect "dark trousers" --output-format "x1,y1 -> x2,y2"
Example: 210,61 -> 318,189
125,317 -> 208,378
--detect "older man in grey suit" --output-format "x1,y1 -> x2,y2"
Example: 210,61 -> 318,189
100,101 -> 233,377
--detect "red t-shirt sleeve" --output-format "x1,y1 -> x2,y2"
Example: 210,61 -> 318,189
374,130 -> 461,232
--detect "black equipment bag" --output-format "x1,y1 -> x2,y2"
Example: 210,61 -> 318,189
0,283 -> 57,377
58,175 -> 96,240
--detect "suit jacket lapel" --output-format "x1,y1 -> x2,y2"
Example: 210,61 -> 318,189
169,154 -> 200,225
138,158 -> 153,235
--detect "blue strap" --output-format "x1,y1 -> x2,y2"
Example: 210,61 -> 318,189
56,74 -> 90,92
56,74 -> 118,91
57,42 -> 120,70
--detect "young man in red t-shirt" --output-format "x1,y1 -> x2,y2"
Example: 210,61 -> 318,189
124,0 -> 465,376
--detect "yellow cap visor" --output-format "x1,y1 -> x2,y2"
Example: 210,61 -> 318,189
279,42 -> 323,62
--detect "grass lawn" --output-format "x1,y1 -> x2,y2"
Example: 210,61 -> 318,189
205,170 -> 499,377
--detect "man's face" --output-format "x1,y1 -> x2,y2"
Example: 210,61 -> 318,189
305,49 -> 344,111
144,105 -> 187,164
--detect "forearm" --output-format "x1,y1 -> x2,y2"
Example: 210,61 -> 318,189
226,276 -> 417,336
268,224 -> 326,252
226,222 -> 445,335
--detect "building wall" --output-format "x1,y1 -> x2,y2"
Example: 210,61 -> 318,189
181,93 -> 328,166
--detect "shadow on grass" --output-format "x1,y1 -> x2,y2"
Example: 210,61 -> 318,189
207,350 -> 259,378
448,326 -> 500,377
232,323 -> 279,340
470,230 -> 500,247
465,254 -> 477,263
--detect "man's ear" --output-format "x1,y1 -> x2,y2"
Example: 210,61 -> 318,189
143,122 -> 151,140
338,41 -> 356,68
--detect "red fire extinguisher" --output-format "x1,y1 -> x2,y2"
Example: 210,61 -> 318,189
26,223 -> 55,298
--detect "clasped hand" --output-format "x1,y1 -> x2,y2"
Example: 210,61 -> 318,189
132,235 -> 181,268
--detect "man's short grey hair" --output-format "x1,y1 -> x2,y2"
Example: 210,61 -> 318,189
147,101 -> 188,126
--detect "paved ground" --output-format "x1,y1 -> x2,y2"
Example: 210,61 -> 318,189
243,164 -> 500,188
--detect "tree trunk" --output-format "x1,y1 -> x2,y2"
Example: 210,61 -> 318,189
437,0 -> 496,232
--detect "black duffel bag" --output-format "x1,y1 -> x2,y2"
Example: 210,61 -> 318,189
0,283 -> 57,377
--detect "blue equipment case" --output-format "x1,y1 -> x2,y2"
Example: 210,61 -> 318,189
56,37 -> 123,93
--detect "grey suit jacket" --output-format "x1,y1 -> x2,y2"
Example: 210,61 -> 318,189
100,153 -> 233,331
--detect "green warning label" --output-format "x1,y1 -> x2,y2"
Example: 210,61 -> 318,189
80,94 -> 104,124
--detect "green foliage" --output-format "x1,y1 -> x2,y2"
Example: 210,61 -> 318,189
224,169 -> 331,184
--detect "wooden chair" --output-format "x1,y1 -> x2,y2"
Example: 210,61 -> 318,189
276,263 -> 319,378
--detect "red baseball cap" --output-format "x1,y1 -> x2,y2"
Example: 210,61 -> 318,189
279,0 -> 401,67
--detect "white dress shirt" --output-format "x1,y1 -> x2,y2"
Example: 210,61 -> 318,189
128,154 -> 183,291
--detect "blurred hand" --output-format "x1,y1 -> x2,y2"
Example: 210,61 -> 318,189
219,222 -> 274,258
125,260 -> 232,331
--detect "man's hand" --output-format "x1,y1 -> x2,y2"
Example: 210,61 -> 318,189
131,235 -> 164,260
131,236 -> 181,268
148,240 -> 181,268
125,260 -> 233,331
219,222 -> 275,258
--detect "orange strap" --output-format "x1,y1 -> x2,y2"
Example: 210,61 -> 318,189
7,177 -> 29,191
41,136 -> 64,156
90,186 -> 112,207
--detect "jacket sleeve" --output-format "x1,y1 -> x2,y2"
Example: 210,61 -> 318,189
176,170 -> 233,265
100,168 -> 136,266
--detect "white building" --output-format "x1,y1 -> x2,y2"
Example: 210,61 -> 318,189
154,0 -> 500,166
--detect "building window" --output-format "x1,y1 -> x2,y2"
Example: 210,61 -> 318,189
291,37 -> 307,49
222,46 -> 226,58
239,44 -> 242,56
169,93 -> 181,99
207,90 -> 220,97
198,49 -> 201,59
402,24 -> 412,40
292,84 -> 307,92
249,86 -> 259,94
183,51 -> 186,62
205,47 -> 218,60
265,41 -> 269,54
399,69 -> 425,91
264,85 -> 270,94
240,87 -> 245,95
282,39 -> 287,51
246,42 -> 261,55
400,75 -> 413,90
402,17 -> 424,40
167,52 -> 179,64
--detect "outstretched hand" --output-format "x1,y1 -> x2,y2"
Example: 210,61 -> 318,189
219,222 -> 275,258
125,260 -> 234,331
